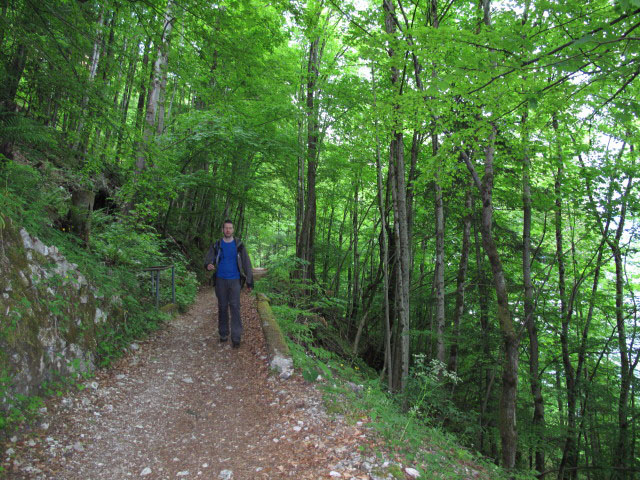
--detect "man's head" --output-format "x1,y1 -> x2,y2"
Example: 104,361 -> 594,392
222,219 -> 234,240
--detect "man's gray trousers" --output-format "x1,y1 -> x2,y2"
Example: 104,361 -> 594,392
214,277 -> 242,342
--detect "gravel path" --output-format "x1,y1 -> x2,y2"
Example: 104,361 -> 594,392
2,288 -> 404,479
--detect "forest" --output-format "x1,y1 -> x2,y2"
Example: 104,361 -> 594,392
1,0 -> 639,478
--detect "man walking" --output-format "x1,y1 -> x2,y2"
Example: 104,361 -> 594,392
204,219 -> 253,348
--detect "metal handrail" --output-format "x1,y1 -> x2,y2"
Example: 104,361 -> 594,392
142,265 -> 175,307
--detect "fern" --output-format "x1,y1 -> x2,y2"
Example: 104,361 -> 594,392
0,112 -> 54,149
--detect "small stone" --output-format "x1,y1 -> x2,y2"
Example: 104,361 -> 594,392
293,426 -> 302,432
73,442 -> 84,452
130,343 -> 139,351
140,467 -> 152,476
405,467 -> 420,478
182,377 -> 194,384
329,472 -> 342,478
89,381 -> 99,390
41,422 -> 50,430
218,470 -> 233,480
202,463 -> 208,468
176,471 -> 189,477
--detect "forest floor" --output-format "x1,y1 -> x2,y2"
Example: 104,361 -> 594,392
1,283 -> 425,479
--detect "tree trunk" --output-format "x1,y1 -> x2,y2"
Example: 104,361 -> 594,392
608,154 -> 635,480
463,126 -> 518,470
349,178 -> 361,332
372,64 -> 392,391
74,7 -> 105,156
136,0 -> 174,174
434,168 -> 446,364
68,189 -> 95,247
522,110 -> 545,476
0,42 -> 27,159
555,117 -> 578,480
448,183 -> 471,375
296,36 -> 323,284
383,0 -> 411,396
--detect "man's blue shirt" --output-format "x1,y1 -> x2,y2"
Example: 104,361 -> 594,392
217,239 -> 240,280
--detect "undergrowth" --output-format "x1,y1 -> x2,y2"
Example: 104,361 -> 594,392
256,256 -> 536,480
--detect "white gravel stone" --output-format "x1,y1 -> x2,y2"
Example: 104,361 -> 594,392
140,467 -> 152,476
218,470 -> 233,479
405,467 -> 420,478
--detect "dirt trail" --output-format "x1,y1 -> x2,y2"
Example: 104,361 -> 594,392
3,287 -> 395,479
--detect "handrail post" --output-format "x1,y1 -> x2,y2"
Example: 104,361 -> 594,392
171,265 -> 175,303
155,270 -> 160,308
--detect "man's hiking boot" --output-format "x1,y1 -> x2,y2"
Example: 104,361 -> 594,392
219,336 -> 228,343
232,340 -> 240,349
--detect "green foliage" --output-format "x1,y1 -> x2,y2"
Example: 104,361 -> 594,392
91,212 -> 167,267
0,368 -> 44,432
0,161 -> 70,233
0,113 -> 55,153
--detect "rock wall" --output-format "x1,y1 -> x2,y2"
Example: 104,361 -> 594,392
0,218 -> 120,405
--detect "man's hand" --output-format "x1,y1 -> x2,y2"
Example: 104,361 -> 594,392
206,264 -> 215,271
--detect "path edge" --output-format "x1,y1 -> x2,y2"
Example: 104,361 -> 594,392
255,293 -> 293,378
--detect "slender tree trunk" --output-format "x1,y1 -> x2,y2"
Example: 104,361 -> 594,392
349,178 -> 361,332
522,110 -> 545,476
0,42 -> 27,159
580,143 -> 635,480
322,204 -> 334,286
449,182 -> 471,375
384,0 -> 410,396
463,126 -> 518,470
116,36 -> 140,161
555,116 -> 578,480
295,72 -> 305,258
134,36 -> 152,143
372,64 -> 392,391
297,35 -> 323,284
74,7 -> 105,155
608,154 -> 635,480
136,0 -> 174,174
434,167 -> 446,364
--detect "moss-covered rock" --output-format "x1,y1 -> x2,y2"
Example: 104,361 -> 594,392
0,217 -> 121,407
